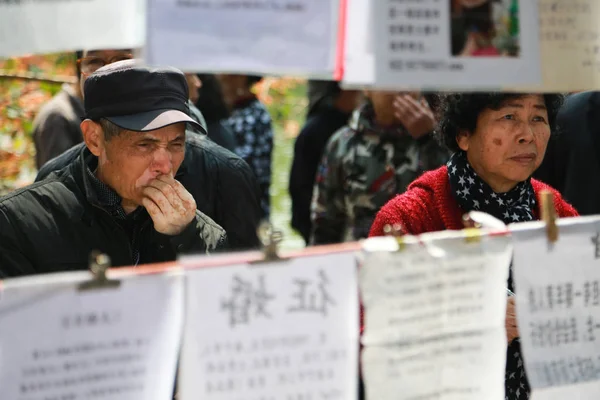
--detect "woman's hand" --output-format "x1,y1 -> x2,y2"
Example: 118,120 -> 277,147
506,296 -> 519,344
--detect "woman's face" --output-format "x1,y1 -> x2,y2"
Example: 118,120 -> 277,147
457,95 -> 551,193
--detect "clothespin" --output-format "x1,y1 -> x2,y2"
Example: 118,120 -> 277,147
383,223 -> 406,251
462,213 -> 483,243
78,251 -> 121,291
251,221 -> 287,265
540,190 -> 558,243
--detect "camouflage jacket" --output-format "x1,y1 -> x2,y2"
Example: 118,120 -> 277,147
310,104 -> 450,244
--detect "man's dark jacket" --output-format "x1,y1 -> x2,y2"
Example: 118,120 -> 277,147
0,145 -> 229,278
35,133 -> 262,251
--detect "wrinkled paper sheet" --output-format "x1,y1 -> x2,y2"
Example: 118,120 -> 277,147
179,251 -> 359,400
360,232 -> 512,400
0,0 -> 145,57
511,216 -> 600,400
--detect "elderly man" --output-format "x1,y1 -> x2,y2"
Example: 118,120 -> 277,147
36,51 -> 261,250
0,60 -> 228,278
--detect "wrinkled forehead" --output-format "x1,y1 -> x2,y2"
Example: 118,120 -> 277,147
496,94 -> 547,110
83,49 -> 133,58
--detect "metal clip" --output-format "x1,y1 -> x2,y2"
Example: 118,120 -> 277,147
540,190 -> 558,243
78,251 -> 121,291
251,221 -> 287,265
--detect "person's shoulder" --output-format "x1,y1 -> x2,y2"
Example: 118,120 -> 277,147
325,125 -> 355,151
531,178 -> 579,217
185,133 -> 249,170
0,173 -> 79,218
36,143 -> 84,182
369,166 -> 448,236
33,90 -> 76,124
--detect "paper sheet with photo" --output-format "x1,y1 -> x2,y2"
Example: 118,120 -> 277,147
508,0 -> 600,92
0,271 -> 184,400
360,233 -> 512,400
179,252 -> 358,400
511,216 -> 600,400
0,0 -> 145,58
367,0 -> 541,90
146,0 -> 340,77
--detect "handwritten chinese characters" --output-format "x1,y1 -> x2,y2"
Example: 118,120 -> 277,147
0,273 -> 184,400
512,216 -> 600,398
180,253 -> 358,400
360,234 -> 512,400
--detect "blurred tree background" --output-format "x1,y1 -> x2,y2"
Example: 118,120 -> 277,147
0,53 -> 305,248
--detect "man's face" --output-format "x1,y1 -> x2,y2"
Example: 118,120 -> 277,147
79,49 -> 133,95
95,123 -> 186,207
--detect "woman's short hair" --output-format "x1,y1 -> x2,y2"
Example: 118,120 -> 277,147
436,93 -> 565,153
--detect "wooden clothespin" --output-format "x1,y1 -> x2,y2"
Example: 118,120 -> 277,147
540,190 -> 558,243
383,223 -> 406,251
462,213 -> 483,243
251,221 -> 287,264
78,251 -> 121,291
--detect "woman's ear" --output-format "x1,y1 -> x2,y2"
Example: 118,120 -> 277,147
80,119 -> 104,157
456,129 -> 470,152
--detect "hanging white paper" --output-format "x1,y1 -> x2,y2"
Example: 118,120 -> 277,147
0,0 -> 145,58
511,216 -> 600,400
509,0 -> 600,92
146,0 -> 340,77
347,0 -> 542,90
341,0 -> 375,87
360,232 -> 512,400
0,271 -> 184,400
179,252 -> 358,400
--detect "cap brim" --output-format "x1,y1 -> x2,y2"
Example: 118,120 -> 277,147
105,109 -> 205,133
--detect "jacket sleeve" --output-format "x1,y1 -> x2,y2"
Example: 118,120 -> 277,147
310,146 -> 346,245
0,205 -> 36,278
168,210 -> 227,255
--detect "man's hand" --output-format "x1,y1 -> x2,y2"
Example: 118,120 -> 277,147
506,296 -> 519,345
142,174 -> 197,236
393,94 -> 436,139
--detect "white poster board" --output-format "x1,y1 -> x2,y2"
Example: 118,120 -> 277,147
511,216 -> 600,400
0,270 -> 184,400
146,0 -> 341,77
179,251 -> 359,400
0,0 -> 145,58
360,232 -> 512,400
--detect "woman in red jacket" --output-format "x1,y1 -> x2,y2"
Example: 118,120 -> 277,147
369,93 -> 578,400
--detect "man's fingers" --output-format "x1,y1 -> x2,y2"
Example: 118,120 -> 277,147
147,178 -> 181,210
142,196 -> 162,218
157,175 -> 196,208
142,186 -> 171,214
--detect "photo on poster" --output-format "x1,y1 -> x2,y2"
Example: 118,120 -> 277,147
451,0 -> 521,58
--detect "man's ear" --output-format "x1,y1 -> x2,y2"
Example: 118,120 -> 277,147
456,129 -> 470,152
81,119 -> 104,157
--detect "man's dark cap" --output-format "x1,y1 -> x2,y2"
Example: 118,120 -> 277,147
83,59 -> 206,134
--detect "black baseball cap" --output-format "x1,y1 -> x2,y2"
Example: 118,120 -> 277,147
83,59 -> 206,134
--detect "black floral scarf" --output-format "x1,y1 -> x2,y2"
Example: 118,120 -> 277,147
447,151 -> 533,400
